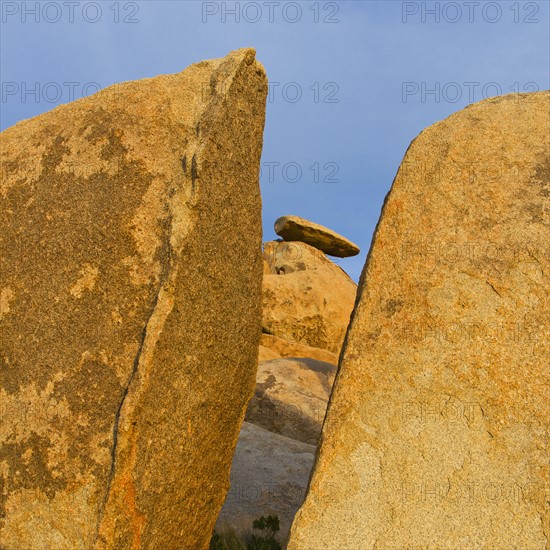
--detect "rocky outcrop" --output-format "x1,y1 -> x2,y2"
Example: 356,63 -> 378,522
263,239 -> 332,274
245,358 -> 337,445
288,92 -> 550,549
0,49 -> 267,550
259,334 -> 338,365
274,215 -> 360,257
215,235 -> 354,544
262,241 -> 356,354
215,422 -> 315,545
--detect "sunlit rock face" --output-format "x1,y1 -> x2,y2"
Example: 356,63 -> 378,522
262,240 -> 357,354
0,48 -> 267,550
288,92 -> 550,550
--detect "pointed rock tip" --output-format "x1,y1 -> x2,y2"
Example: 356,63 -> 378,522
229,47 -> 266,74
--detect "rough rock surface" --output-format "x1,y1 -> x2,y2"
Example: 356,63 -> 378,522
259,334 -> 338,365
245,358 -> 337,445
215,422 -> 315,545
263,239 -> 330,274
258,344 -> 281,363
0,49 -> 267,550
288,92 -> 549,549
274,215 -> 360,257
262,241 -> 356,354
262,257 -> 272,275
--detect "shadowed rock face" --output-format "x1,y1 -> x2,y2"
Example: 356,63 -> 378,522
0,48 -> 267,550
215,422 -> 315,546
246,357 -> 337,445
288,92 -> 550,550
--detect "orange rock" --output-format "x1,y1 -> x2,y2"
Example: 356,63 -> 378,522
1,48 -> 267,550
274,215 -> 360,257
262,241 -> 357,354
289,92 -> 550,550
259,333 -> 338,365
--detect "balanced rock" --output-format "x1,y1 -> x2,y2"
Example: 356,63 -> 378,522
260,333 -> 338,365
0,49 -> 267,550
245,357 -> 337,445
262,241 -> 356,354
274,215 -> 359,257
288,93 -> 549,549
215,422 -> 315,546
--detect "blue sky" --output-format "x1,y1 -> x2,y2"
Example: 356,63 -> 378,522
1,0 -> 549,281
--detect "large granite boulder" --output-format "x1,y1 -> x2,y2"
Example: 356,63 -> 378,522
245,357 -> 337,445
215,422 -> 315,546
0,49 -> 267,550
262,241 -> 357,354
274,215 -> 360,257
288,92 -> 549,549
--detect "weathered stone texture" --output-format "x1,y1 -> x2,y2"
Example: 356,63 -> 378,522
245,357 -> 336,445
259,333 -> 338,365
0,48 -> 267,549
274,215 -> 360,257
262,241 -> 356,354
215,422 -> 315,546
288,92 -> 549,550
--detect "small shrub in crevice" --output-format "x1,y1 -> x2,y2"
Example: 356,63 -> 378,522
210,515 -> 281,550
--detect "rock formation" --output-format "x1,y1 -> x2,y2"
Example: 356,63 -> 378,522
258,342 -> 282,363
216,224 -> 358,546
259,334 -> 338,365
215,422 -> 315,545
0,48 -> 267,550
262,240 -> 357,354
288,92 -> 549,549
274,215 -> 360,257
245,357 -> 337,445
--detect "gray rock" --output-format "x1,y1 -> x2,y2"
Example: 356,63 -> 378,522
216,422 -> 315,546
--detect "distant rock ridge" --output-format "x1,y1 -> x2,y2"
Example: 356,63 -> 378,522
261,240 -> 357,354
216,224 -> 359,546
